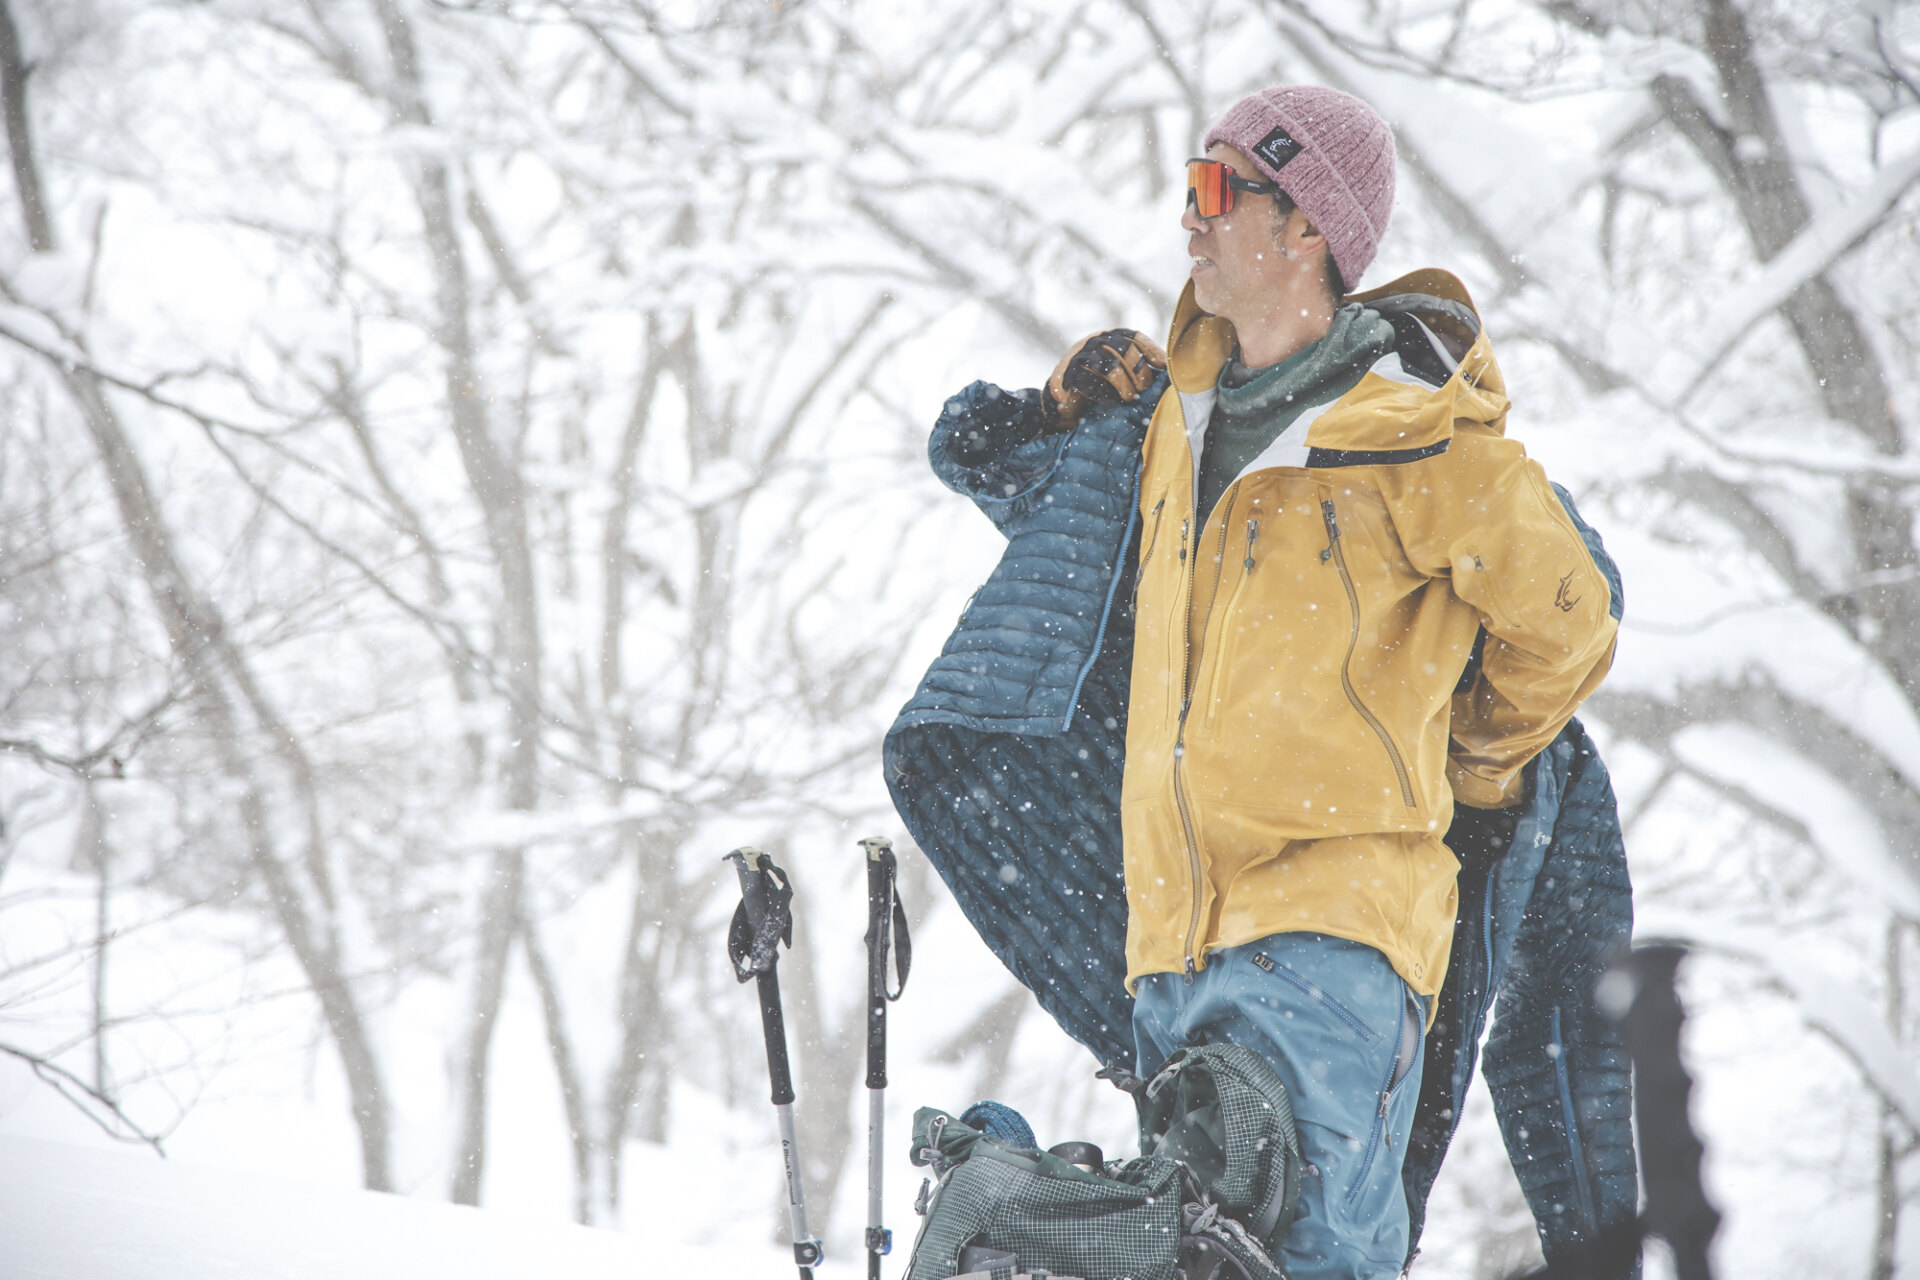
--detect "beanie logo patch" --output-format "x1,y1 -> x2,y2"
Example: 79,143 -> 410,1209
1252,125 -> 1303,172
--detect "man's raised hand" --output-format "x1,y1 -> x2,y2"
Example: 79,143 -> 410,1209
1043,329 -> 1167,430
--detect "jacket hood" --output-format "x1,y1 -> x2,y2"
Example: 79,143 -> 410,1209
1166,268 -> 1511,461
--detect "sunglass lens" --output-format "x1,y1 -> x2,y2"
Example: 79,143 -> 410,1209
1186,159 -> 1229,218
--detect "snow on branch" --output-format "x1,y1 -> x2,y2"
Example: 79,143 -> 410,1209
1503,283 -> 1920,482
1669,723 -> 1920,918
1636,910 -> 1920,1137
1650,145 -> 1920,408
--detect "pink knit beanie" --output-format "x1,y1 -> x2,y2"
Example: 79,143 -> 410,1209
1203,85 -> 1397,289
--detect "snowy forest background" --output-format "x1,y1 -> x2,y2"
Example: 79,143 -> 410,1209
1,0 -> 1918,1275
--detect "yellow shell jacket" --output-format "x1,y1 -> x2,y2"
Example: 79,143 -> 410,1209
1121,269 -> 1619,989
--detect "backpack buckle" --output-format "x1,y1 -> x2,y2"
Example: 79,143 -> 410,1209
1144,1050 -> 1190,1100
1095,1063 -> 1145,1097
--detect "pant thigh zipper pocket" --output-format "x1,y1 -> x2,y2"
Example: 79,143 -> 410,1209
1343,994 -> 1421,1210
1267,963 -> 1377,1042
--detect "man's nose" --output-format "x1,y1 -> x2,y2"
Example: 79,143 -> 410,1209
1180,201 -> 1207,233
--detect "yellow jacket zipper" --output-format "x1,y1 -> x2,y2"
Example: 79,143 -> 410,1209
1174,482 -> 1239,978
1321,498 -> 1416,808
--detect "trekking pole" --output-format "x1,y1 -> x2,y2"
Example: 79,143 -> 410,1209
860,836 -> 912,1280
725,846 -> 823,1280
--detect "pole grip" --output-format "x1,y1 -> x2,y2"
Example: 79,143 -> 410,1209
865,848 -> 891,1090
758,969 -> 796,1106
730,848 -> 798,1106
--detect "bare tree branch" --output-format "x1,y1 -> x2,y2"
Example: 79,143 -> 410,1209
0,1040 -> 167,1154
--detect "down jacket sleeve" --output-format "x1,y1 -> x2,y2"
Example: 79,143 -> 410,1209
1403,722 -> 1639,1277
928,382 -> 1071,534
1382,424 -> 1620,809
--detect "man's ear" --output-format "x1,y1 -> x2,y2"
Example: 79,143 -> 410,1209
1290,212 -> 1341,299
1280,207 -> 1327,260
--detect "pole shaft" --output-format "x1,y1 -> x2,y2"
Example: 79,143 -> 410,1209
868,1086 -> 886,1225
775,1101 -> 816,1245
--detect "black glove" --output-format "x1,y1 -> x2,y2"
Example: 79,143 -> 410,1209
1042,328 -> 1167,430
948,384 -> 1048,464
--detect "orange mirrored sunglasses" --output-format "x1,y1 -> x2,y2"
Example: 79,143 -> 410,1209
1186,158 -> 1281,218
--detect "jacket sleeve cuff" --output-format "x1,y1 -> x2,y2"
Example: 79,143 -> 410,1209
930,382 -> 1046,470
1448,758 -> 1525,809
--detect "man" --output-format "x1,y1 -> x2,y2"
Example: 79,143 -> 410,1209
886,85 -> 1630,1279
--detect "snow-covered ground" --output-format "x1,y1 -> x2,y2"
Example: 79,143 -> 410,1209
0,1133 -> 789,1279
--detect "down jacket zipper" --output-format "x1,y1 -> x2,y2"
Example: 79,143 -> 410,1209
1176,484 -> 1238,977
1130,497 -> 1167,616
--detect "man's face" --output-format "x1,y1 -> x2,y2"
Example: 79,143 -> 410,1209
1184,142 -> 1330,338
1183,143 -> 1293,321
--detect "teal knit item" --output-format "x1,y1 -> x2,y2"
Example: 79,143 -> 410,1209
1195,303 -> 1395,521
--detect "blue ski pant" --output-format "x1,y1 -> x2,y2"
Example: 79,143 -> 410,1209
1134,933 -> 1426,1280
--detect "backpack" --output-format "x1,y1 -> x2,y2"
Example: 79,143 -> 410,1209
903,1043 -> 1303,1280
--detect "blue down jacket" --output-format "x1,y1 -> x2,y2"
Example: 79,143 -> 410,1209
882,380 -> 1637,1272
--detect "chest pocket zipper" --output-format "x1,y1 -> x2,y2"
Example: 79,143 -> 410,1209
1321,498 -> 1416,808
1205,518 -> 1259,723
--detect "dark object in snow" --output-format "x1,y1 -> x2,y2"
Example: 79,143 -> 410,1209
725,847 -> 823,1279
864,835 -> 914,1280
1617,945 -> 1719,1280
1504,944 -> 1718,1280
